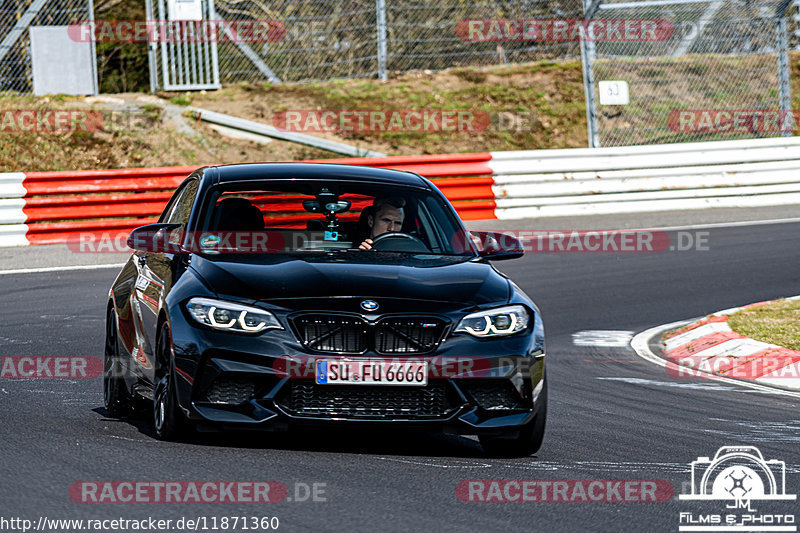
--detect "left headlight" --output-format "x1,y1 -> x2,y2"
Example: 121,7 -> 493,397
454,305 -> 529,338
185,297 -> 283,333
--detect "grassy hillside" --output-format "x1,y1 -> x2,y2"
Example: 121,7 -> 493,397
1,53 -> 798,172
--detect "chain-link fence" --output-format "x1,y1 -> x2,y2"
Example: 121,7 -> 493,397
792,0 -> 800,49
2,0 -> 799,149
212,0 -> 584,84
584,0 -> 796,147
0,0 -> 94,93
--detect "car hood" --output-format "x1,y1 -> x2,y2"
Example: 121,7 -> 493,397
189,253 -> 510,306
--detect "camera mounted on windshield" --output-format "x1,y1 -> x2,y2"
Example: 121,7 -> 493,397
302,187 -> 351,241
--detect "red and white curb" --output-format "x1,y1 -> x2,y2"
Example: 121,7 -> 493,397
631,296 -> 800,396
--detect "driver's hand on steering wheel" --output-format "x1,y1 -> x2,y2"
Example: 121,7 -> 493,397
359,238 -> 374,250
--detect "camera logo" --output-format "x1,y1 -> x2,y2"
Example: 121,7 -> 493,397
678,446 -> 796,533
681,446 -> 794,501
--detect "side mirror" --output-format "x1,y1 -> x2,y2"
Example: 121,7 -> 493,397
127,223 -> 182,253
471,231 -> 524,260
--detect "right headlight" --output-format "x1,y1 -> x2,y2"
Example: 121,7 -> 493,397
185,297 -> 283,334
454,305 -> 529,338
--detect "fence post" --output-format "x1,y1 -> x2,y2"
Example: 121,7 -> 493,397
145,0 -> 158,93
777,16 -> 792,137
87,0 -> 99,95
581,0 -> 601,148
376,0 -> 388,81
580,40 -> 599,148
793,0 -> 800,51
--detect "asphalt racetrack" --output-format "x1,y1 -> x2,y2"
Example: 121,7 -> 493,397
1,213 -> 799,532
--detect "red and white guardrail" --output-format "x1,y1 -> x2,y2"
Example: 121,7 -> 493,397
2,136 -> 800,247
0,154 -> 494,246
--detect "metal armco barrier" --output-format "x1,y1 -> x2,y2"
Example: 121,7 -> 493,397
0,154 -> 494,246
489,136 -> 800,219
2,136 -> 800,247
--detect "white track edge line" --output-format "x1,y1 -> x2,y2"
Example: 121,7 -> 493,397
631,217 -> 800,233
0,263 -> 125,276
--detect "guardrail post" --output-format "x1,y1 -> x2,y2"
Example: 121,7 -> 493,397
777,16 -> 792,137
376,0 -> 388,81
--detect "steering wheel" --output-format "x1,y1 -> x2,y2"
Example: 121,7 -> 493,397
369,232 -> 430,253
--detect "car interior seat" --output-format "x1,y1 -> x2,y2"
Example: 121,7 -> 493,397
213,197 -> 265,231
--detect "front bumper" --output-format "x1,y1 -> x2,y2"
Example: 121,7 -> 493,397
168,305 -> 545,436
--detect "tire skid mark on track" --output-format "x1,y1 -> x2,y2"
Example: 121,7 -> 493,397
699,418 -> 800,443
596,376 -> 768,392
702,429 -> 800,444
375,457 -> 699,474
0,336 -> 33,344
500,461 -> 692,473
107,435 -> 155,444
375,457 -> 494,469
503,461 -> 800,474
582,359 -> 641,363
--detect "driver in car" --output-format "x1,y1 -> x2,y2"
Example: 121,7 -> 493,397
358,196 -> 406,250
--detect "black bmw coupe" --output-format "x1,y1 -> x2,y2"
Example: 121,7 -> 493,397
104,163 -> 547,455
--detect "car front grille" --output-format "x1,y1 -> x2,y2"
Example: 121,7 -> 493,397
294,316 -> 368,353
293,314 -> 447,355
375,318 -> 444,353
278,381 -> 452,418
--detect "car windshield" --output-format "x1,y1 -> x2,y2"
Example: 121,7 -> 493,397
192,180 -> 475,256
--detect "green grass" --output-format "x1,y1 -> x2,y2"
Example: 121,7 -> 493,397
169,95 -> 192,106
728,299 -> 800,351
140,104 -> 163,122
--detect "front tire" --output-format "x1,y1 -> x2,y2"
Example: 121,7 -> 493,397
479,375 -> 548,457
104,309 -> 131,418
153,325 -> 190,441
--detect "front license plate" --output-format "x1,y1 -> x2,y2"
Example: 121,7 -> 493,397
315,359 -> 427,386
